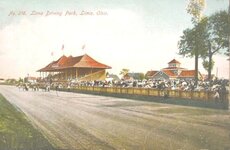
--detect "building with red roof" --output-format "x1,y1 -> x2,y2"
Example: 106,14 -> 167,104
38,54 -> 111,81
145,59 -> 202,80
145,70 -> 158,79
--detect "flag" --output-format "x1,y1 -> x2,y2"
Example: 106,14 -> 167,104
82,44 -> 85,50
61,44 -> 64,50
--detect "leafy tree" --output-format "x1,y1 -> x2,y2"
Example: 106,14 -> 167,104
202,10 -> 230,80
202,59 -> 215,74
138,73 -> 145,80
208,11 -> 230,57
179,11 -> 229,81
180,1 -> 229,82
178,18 -> 208,79
178,18 -> 208,57
186,0 -> 206,85
119,68 -> 129,77
18,77 -> 23,83
187,0 -> 206,24
106,72 -> 109,77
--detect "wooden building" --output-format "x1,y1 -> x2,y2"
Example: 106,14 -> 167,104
146,59 -> 203,80
37,54 -> 111,82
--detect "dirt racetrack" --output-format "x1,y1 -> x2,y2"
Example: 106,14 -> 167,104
0,85 -> 230,150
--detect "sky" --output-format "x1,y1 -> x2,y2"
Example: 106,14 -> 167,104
0,0 -> 229,79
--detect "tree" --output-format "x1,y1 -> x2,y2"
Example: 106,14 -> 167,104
186,0 -> 206,85
187,0 -> 206,24
119,68 -> 129,77
203,10 -> 230,80
179,11 -> 229,81
178,18 -> 208,56
178,18 -> 208,76
202,59 -> 215,74
208,11 -> 230,57
138,73 -> 145,80
18,77 -> 23,83
106,72 -> 109,77
181,1 -> 229,82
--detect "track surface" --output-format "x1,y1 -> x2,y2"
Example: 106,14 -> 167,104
0,85 -> 230,150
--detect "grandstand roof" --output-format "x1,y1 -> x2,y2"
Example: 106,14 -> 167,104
38,54 -> 111,72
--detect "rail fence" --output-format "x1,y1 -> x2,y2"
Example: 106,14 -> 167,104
73,86 -> 228,102
47,84 -> 230,109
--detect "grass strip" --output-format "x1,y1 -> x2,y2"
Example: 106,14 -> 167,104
0,93 -> 56,150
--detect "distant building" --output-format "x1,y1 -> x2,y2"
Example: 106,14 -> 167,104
123,73 -> 145,81
38,54 -> 111,82
146,59 -> 202,80
106,74 -> 120,82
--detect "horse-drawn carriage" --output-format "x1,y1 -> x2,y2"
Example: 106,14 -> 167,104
17,82 -> 50,92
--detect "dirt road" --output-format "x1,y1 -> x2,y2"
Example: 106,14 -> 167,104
0,85 -> 230,150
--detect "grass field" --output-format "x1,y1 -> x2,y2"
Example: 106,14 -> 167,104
0,94 -> 55,150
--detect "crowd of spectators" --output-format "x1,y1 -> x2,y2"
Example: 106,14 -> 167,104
18,77 -> 228,100
68,78 -> 228,101
71,78 -> 228,92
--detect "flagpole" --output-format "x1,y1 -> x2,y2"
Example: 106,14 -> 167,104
82,44 -> 86,54
62,44 -> 64,56
51,51 -> 54,61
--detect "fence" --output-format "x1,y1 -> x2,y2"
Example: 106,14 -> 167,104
73,86 -> 228,102
53,85 -> 229,109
